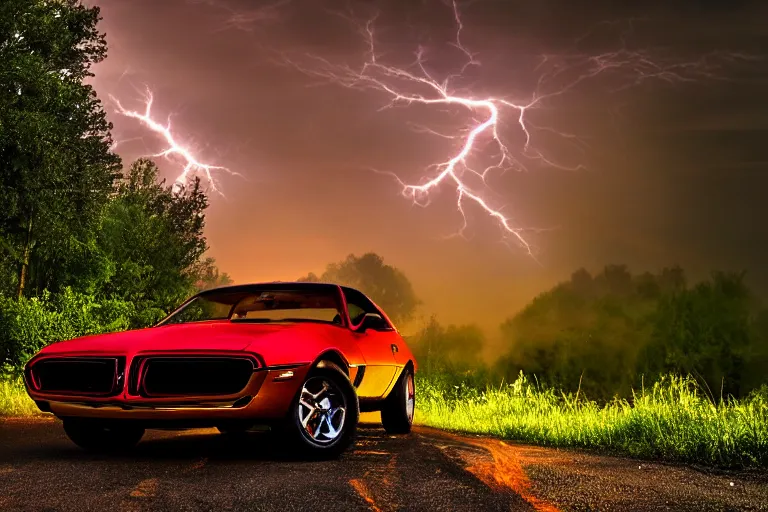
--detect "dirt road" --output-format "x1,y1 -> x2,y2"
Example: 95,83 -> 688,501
1,418 -> 766,511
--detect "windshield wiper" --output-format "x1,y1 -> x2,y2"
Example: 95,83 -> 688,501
277,318 -> 331,324
277,318 -> 332,324
229,317 -> 331,324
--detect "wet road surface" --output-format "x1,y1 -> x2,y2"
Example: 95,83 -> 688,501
1,417 -> 766,511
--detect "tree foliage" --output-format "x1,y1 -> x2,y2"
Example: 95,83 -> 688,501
639,272 -> 759,398
96,158 -> 209,325
0,288 -> 135,377
191,257 -> 233,291
0,0 -> 120,297
0,1 -> 230,374
408,316 -> 486,377
496,266 -> 768,400
0,157 -> 223,373
99,159 -> 208,311
298,252 -> 419,325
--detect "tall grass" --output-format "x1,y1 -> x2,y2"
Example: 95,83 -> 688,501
0,379 -> 39,417
415,372 -> 768,468
3,371 -> 767,468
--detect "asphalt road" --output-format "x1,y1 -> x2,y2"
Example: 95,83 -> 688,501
1,417 -> 767,511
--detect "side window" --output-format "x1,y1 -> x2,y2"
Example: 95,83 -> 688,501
343,288 -> 390,329
347,303 -> 366,325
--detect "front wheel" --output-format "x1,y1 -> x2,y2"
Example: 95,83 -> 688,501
279,367 -> 359,459
62,419 -> 145,452
381,367 -> 415,434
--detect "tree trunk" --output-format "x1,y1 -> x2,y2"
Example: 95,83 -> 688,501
16,215 -> 33,299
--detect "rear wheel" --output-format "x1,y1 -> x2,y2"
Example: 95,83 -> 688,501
381,367 -> 414,434
279,366 -> 358,459
62,419 -> 145,452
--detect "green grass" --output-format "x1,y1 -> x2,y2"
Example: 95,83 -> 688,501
414,372 -> 768,469
4,372 -> 767,468
0,379 -> 40,417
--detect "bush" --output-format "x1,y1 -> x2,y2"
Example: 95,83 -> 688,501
0,378 -> 38,417
497,267 -> 768,400
0,288 -> 135,377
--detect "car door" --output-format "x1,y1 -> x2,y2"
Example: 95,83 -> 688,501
343,288 -> 398,399
353,328 -> 398,399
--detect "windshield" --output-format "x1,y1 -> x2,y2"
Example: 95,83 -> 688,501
159,288 -> 344,326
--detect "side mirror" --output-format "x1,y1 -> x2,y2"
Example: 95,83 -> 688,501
357,313 -> 388,332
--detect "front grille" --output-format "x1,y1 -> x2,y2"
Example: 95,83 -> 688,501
138,357 -> 255,397
29,357 -> 123,396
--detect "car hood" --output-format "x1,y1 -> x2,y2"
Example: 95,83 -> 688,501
36,321 -> 335,359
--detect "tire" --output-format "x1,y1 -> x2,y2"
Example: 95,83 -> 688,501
381,366 -> 415,434
278,366 -> 359,459
62,419 -> 145,452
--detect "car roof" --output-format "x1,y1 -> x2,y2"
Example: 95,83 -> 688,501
197,281 -> 360,296
193,282 -> 395,328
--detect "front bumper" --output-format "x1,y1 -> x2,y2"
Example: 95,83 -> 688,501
25,358 -> 312,423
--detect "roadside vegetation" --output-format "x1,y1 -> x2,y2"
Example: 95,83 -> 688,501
6,370 -> 766,469
405,266 -> 768,469
0,379 -> 37,417
415,371 -> 768,469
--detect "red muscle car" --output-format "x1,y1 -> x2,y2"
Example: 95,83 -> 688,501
23,282 -> 417,457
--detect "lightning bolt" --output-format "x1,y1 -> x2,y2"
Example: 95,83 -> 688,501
109,88 -> 237,194
283,1 -> 746,256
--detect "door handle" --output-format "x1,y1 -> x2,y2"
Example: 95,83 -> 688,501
391,344 -> 399,353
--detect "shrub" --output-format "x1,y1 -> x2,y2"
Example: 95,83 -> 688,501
0,288 -> 135,377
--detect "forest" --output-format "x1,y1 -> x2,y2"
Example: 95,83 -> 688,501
409,265 -> 768,401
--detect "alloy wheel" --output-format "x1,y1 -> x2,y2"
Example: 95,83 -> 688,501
297,376 -> 347,445
405,372 -> 415,423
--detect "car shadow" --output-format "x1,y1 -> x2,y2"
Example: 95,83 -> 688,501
7,423 -> 393,464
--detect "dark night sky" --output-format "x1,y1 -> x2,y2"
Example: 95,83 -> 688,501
87,0 -> 768,336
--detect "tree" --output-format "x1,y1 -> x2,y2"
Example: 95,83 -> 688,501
498,265 -> 768,400
658,265 -> 686,293
570,268 -> 593,297
298,253 -> 419,325
640,271 -> 756,398
96,158 -> 209,325
192,257 -> 233,291
497,265 -> 663,400
0,0 -> 121,297
409,316 -> 485,375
